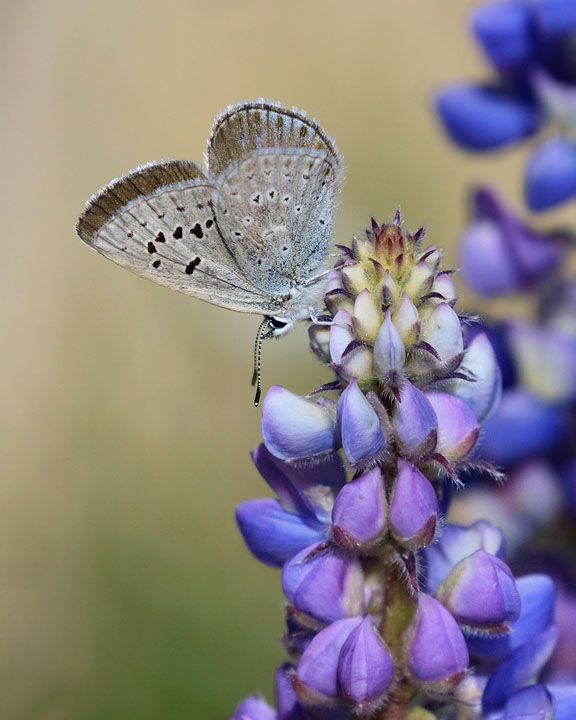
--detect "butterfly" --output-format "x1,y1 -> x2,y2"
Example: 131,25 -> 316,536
76,99 -> 343,402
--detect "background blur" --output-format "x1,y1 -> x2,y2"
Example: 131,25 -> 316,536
1,1 -> 571,718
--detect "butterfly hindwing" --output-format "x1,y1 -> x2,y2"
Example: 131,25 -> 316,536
214,148 -> 341,296
76,160 -> 279,314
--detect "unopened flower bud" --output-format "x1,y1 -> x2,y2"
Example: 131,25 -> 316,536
332,467 -> 387,549
262,387 -> 338,462
389,459 -> 438,549
435,549 -> 521,632
337,379 -> 386,467
406,593 -> 469,691
282,543 -> 364,624
373,310 -> 406,390
296,617 -> 363,701
425,392 -> 479,461
337,614 -> 395,708
393,380 -> 438,460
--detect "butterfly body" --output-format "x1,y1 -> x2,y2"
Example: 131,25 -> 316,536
76,100 -> 342,336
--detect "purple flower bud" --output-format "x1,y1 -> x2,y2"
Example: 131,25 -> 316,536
337,379 -> 386,467
550,685 -> 576,720
502,684 -> 555,720
392,292 -> 421,345
393,380 -> 438,460
477,388 -> 570,466
406,593 -> 469,690
435,549 -> 521,631
332,467 -> 387,549
236,499 -> 327,567
282,543 -> 364,624
231,695 -> 277,720
389,459 -> 438,549
262,386 -> 338,462
424,392 -> 479,461
337,615 -> 394,707
525,137 -> 576,211
534,0 -> 576,35
274,665 -> 306,720
296,617 -> 363,700
468,574 -> 556,660
441,332 -> 502,423
435,84 -> 541,151
471,0 -> 534,70
425,520 -> 506,594
420,303 -> 464,369
373,310 -> 406,388
482,626 -> 559,713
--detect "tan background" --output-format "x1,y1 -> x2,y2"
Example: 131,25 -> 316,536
0,1 -> 568,718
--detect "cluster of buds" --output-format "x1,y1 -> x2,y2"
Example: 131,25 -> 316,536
229,218 -> 554,719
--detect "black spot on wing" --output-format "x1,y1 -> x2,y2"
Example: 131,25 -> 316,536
185,257 -> 201,275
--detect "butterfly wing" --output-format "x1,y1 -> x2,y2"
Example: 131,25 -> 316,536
213,147 -> 341,296
76,160 -> 282,314
206,99 -> 342,178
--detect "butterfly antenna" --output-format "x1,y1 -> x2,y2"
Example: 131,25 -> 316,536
252,317 -> 271,407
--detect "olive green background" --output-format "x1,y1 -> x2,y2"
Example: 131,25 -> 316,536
0,1 -> 569,718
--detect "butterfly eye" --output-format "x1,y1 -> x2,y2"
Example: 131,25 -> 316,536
270,318 -> 288,330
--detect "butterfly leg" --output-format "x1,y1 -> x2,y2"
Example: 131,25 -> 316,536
308,306 -> 334,326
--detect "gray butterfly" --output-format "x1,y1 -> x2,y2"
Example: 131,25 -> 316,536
76,100 -> 343,401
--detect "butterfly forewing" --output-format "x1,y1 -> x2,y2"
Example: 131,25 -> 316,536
76,160 -> 279,314
214,148 -> 340,296
206,100 -> 342,178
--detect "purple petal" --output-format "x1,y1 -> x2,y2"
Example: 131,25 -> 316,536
420,303 -> 464,369
389,459 -> 438,548
297,617 -> 363,698
477,389 -> 570,466
425,520 -> 506,594
406,593 -> 469,689
471,0 -> 534,69
525,138 -> 576,211
281,544 -> 364,624
442,332 -> 502,423
533,0 -> 576,35
236,499 -> 327,567
252,443 -> 346,523
337,615 -> 394,703
425,392 -> 480,460
262,386 -> 338,462
468,574 -> 556,660
329,309 -> 355,364
337,379 -> 386,466
460,187 -> 565,295
482,626 -> 559,713
373,310 -> 406,386
436,549 -> 521,630
550,685 -> 576,720
274,665 -> 306,720
332,467 -> 387,548
232,695 -> 277,720
393,380 -> 438,460
503,685 -> 555,720
508,321 -> 576,403
436,84 -> 541,151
